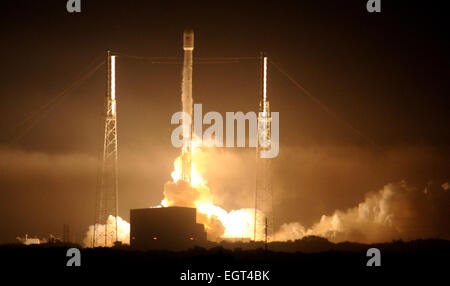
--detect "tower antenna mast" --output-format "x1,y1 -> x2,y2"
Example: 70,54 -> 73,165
94,51 -> 119,247
254,52 -> 273,242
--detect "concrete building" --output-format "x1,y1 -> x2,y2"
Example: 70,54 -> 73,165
130,206 -> 206,250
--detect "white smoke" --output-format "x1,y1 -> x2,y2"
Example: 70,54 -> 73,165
83,215 -> 130,247
274,180 -> 450,243
83,178 -> 449,246
162,176 -> 266,241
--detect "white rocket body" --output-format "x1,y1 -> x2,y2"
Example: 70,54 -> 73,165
181,29 -> 194,183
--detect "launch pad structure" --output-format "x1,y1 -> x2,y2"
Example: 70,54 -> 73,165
90,31 -> 274,246
93,51 -> 119,247
177,29 -> 275,243
130,207 -> 206,250
254,53 -> 274,242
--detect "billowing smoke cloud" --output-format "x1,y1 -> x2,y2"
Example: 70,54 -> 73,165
274,180 -> 450,243
1,144 -> 448,245
161,144 -> 269,241
163,180 -> 225,240
158,144 -> 450,243
83,215 -> 130,247
163,179 -> 266,240
164,179 -> 212,208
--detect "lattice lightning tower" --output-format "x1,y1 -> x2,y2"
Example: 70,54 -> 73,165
94,51 -> 119,247
254,53 -> 273,242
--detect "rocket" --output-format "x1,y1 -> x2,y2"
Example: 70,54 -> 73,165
182,29 -> 194,120
258,53 -> 271,153
181,29 -> 194,183
260,53 -> 269,115
183,29 -> 194,51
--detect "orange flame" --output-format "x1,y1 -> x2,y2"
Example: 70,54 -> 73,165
163,138 -> 260,240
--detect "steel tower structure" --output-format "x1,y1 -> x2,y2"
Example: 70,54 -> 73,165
94,51 -> 119,247
254,53 -> 273,242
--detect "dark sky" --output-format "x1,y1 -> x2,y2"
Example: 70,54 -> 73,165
0,0 -> 448,244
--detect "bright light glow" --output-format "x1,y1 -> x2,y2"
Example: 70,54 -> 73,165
222,209 -> 255,238
165,138 -> 262,240
111,56 -> 116,101
263,56 -> 267,112
171,137 -> 206,187
110,55 -> 116,115
112,100 -> 116,115
83,215 -> 130,247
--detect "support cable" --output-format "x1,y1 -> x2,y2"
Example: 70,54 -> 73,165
269,59 -> 383,152
10,57 -> 106,143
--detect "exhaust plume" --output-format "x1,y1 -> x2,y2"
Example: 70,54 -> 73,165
83,215 -> 130,247
274,180 -> 450,243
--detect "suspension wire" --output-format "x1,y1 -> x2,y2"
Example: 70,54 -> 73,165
10,58 -> 106,144
194,60 -> 241,64
135,60 -> 242,65
9,51 -> 255,145
12,53 -> 104,130
111,50 -> 257,62
10,51 -> 379,152
70,53 -> 106,85
111,51 -> 180,60
269,59 -> 384,152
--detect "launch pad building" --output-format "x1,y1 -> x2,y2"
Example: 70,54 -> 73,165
130,207 -> 206,250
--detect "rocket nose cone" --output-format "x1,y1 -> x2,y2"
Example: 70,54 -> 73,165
183,29 -> 194,50
184,28 -> 194,35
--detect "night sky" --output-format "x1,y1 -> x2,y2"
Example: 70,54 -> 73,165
0,0 -> 448,244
